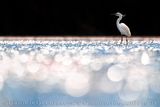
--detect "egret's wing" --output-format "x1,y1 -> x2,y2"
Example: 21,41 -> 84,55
119,23 -> 131,36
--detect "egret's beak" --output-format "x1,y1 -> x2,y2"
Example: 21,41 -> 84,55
123,14 -> 126,17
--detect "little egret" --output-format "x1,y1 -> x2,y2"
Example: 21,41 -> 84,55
113,12 -> 131,44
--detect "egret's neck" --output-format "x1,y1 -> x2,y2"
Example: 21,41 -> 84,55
116,16 -> 123,26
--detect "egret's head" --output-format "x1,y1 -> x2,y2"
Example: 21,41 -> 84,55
115,12 -> 125,17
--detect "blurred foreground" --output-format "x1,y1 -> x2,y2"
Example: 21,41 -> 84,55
0,38 -> 160,107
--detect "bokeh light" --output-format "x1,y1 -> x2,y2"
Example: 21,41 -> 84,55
64,72 -> 90,97
141,52 -> 150,65
107,64 -> 128,82
0,40 -> 159,107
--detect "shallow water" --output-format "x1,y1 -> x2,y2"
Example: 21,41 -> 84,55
0,40 -> 160,107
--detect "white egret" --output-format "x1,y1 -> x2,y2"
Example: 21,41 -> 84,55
113,12 -> 131,44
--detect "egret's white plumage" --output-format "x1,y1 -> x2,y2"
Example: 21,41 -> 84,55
114,12 -> 131,44
118,23 -> 131,36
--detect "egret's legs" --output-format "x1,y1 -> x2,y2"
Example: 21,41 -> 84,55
120,36 -> 123,44
126,36 -> 128,45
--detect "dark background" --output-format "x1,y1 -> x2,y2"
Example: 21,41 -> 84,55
0,1 -> 159,36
